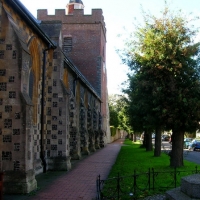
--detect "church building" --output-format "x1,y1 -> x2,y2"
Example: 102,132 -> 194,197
0,0 -> 110,194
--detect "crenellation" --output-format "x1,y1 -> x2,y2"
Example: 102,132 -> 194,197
55,9 -> 66,16
72,9 -> 84,16
37,9 -> 48,19
37,9 -> 105,26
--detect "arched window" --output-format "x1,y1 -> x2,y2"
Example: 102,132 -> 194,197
28,37 -> 40,124
29,69 -> 34,100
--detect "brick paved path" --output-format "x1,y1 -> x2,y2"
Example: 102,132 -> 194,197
28,139 -> 124,200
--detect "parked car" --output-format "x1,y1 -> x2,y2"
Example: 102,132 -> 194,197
161,134 -> 170,141
183,138 -> 193,149
188,139 -> 200,151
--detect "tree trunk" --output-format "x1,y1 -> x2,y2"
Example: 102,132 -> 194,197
154,127 -> 162,157
146,130 -> 152,151
170,129 -> 184,167
134,133 -> 137,142
142,132 -> 146,147
130,133 -> 134,141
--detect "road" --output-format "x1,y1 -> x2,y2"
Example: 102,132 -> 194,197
160,140 -> 200,165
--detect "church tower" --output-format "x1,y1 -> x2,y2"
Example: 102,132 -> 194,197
66,0 -> 84,14
38,0 -> 110,157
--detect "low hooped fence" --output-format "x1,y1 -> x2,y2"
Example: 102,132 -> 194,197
96,166 -> 200,200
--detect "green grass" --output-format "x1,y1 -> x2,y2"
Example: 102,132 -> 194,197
100,139 -> 200,199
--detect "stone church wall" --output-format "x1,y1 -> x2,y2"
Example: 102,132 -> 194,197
0,0 -> 109,194
37,7 -> 110,145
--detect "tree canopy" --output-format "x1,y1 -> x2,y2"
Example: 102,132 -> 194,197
120,2 -> 200,167
109,94 -> 132,133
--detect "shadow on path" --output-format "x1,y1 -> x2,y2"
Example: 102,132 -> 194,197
4,139 -> 124,200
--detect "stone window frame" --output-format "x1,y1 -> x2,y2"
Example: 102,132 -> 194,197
63,36 -> 72,52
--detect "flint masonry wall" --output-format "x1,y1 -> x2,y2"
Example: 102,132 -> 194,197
37,8 -> 110,143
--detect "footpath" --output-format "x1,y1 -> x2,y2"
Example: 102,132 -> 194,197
4,139 -> 124,200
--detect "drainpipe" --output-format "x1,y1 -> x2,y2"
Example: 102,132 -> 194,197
40,47 -> 51,173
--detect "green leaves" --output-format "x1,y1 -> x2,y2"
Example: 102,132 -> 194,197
121,2 -> 200,133
109,94 -> 132,133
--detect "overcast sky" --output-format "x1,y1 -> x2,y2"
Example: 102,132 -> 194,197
20,0 -> 200,94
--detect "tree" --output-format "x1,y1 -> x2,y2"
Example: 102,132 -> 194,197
120,2 -> 200,167
109,94 -> 132,133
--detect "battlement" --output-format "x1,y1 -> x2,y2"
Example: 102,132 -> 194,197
37,8 -> 105,26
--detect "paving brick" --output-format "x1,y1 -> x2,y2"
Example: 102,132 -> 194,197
4,139 -> 124,200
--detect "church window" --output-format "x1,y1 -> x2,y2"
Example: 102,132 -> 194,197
63,37 -> 72,52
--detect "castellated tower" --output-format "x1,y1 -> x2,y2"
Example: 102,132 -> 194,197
37,0 -> 110,143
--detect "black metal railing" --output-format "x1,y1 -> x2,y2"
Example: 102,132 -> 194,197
96,166 -> 200,200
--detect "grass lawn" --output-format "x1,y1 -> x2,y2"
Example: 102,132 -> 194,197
100,139 -> 200,199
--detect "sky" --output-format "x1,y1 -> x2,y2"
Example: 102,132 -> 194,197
20,0 -> 200,95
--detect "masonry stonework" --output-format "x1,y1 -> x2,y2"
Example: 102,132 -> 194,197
0,0 -> 110,194
37,3 -> 109,143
